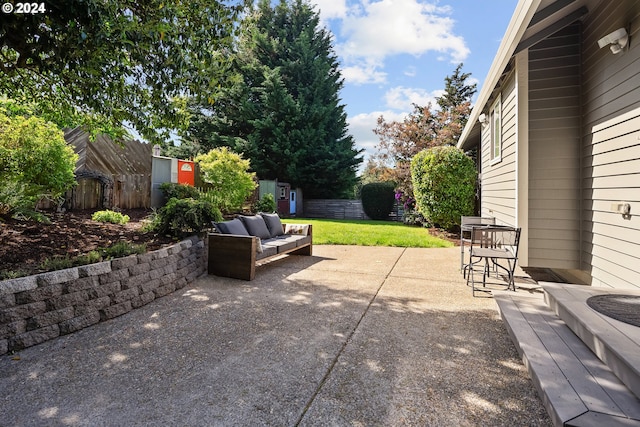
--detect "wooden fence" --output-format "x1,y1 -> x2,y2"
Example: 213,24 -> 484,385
303,200 -> 369,220
303,199 -> 405,221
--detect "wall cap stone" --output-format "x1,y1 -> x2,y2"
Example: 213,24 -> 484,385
0,276 -> 37,295
78,261 -> 112,277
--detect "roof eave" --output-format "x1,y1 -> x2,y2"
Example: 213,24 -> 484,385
457,0 -> 542,151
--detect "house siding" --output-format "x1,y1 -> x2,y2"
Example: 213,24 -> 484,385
527,23 -> 582,269
581,0 -> 640,289
481,74 -> 518,226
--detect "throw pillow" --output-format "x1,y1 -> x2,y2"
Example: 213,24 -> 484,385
240,215 -> 272,239
284,224 -> 309,236
215,218 -> 249,235
260,213 -> 285,238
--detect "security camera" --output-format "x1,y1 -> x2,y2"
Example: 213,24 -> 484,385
597,28 -> 628,54
478,113 -> 487,125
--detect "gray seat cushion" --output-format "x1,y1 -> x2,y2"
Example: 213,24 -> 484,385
271,235 -> 299,253
240,215 -> 271,239
294,234 -> 312,247
257,241 -> 278,259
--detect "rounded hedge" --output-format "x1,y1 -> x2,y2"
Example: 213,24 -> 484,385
361,182 -> 396,220
411,146 -> 476,229
159,182 -> 201,200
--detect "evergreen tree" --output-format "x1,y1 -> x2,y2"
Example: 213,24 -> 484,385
187,0 -> 362,198
437,63 -> 477,112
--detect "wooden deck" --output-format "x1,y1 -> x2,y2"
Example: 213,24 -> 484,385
494,285 -> 640,427
544,283 -> 640,402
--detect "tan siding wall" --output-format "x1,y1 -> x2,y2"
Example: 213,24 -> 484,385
581,1 -> 640,289
527,23 -> 582,269
480,74 -> 518,226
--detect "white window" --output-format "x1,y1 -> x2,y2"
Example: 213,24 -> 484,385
490,96 -> 502,163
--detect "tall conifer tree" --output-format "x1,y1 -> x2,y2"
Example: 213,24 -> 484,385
189,0 -> 362,198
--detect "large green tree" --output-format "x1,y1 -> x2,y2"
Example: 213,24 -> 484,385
188,0 -> 362,198
0,0 -> 240,141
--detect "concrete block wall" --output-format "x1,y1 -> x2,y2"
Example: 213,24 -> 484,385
0,236 -> 205,355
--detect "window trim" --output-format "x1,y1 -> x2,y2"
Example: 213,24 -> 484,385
490,95 -> 502,165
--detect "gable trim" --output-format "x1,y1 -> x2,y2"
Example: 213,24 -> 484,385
514,6 -> 588,54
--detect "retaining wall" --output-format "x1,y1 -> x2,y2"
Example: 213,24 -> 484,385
0,236 -> 205,355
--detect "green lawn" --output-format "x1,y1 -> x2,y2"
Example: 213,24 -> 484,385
282,218 -> 453,248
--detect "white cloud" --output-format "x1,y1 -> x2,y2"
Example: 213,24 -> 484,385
384,86 -> 442,110
348,110 -> 408,160
336,0 -> 469,66
404,66 -> 417,77
313,0 -> 348,20
341,61 -> 387,85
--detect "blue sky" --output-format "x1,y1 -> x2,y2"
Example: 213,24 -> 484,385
308,0 -> 518,162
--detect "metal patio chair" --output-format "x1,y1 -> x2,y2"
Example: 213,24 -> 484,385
460,216 -> 496,276
466,225 -> 521,297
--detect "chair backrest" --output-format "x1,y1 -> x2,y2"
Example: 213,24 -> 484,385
461,216 -> 496,227
471,225 -> 521,257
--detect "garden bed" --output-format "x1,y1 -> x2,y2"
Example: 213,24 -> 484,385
0,209 -> 179,278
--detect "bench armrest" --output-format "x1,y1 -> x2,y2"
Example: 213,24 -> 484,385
208,233 -> 258,280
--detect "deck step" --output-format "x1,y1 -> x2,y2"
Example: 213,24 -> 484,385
494,291 -> 640,427
543,283 -> 640,402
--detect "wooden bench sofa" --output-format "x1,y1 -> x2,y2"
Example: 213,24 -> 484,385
208,213 -> 312,281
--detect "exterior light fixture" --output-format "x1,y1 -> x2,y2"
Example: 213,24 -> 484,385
597,28 -> 629,54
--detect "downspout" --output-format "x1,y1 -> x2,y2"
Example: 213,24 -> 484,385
515,50 -> 529,267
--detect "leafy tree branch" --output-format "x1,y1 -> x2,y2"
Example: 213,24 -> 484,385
0,0 -> 243,141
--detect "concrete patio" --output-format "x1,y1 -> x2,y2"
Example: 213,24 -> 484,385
0,246 -> 551,426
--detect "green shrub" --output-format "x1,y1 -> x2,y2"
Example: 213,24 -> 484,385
0,269 -> 29,280
411,146 -> 476,230
360,182 -> 396,220
159,182 -> 201,200
0,179 -> 48,222
38,250 -> 102,272
38,255 -> 76,272
101,242 -> 146,258
195,147 -> 257,213
152,197 -> 222,236
0,111 -> 77,200
0,180 -> 32,216
37,243 -> 144,274
92,210 -> 130,224
402,209 -> 425,226
254,193 -> 276,213
0,110 -> 77,219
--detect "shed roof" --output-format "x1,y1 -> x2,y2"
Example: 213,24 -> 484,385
65,127 -> 152,176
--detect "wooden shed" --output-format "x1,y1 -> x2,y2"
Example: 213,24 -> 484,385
65,128 -> 152,210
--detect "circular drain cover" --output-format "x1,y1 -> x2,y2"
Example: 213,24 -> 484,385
586,294 -> 640,328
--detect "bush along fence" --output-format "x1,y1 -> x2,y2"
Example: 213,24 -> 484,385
0,236 -> 205,356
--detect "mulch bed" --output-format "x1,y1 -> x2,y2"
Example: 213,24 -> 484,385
0,209 -> 179,278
